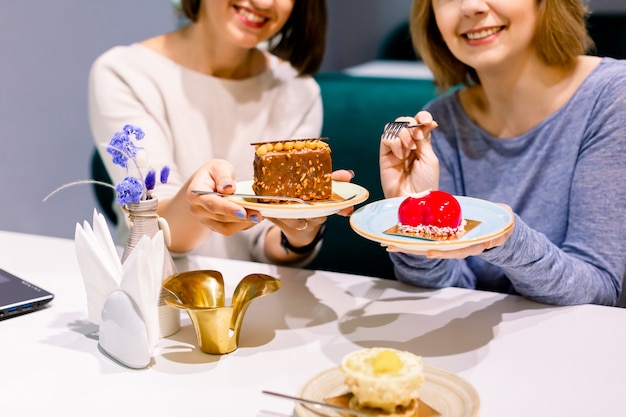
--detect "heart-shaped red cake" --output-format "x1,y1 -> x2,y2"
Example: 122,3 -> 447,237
397,190 -> 465,240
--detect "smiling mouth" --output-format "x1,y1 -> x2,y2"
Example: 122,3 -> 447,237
464,26 -> 504,41
234,6 -> 269,24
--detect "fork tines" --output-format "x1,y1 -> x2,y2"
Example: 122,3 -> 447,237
381,121 -> 420,142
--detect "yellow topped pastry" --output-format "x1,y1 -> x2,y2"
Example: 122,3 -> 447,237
341,347 -> 424,414
372,349 -> 404,374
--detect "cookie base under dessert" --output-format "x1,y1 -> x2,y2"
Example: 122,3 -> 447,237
324,392 -> 439,417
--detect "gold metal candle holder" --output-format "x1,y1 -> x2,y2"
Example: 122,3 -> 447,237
162,270 -> 281,354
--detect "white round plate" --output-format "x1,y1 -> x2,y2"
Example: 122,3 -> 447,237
227,180 -> 369,219
349,196 -> 513,252
295,365 -> 480,417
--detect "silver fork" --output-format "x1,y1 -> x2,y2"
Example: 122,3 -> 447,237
381,121 -> 423,142
191,190 -> 310,204
191,190 -> 358,205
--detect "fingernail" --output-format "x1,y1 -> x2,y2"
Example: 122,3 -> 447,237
235,210 -> 246,219
347,169 -> 355,179
222,182 -> 234,191
249,214 -> 260,223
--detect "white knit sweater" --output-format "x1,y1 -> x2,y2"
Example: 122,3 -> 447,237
88,43 -> 322,263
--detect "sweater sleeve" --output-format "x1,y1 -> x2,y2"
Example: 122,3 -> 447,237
390,252 -> 477,290
480,214 -> 621,306
88,47 -> 182,199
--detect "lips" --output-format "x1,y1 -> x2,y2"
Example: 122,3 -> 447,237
464,26 -> 504,41
234,5 -> 269,26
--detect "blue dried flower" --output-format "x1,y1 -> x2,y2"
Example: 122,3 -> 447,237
107,131 -> 139,168
43,124 -> 172,208
160,166 -> 170,184
115,177 -> 144,205
123,124 -> 145,140
106,125 -> 170,206
145,169 -> 156,191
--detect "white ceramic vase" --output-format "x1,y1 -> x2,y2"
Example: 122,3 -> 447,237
121,198 -> 180,337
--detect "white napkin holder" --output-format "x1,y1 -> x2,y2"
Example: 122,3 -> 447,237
75,210 -> 163,369
99,291 -> 151,368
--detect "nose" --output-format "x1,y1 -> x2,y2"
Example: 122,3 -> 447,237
459,0 -> 489,17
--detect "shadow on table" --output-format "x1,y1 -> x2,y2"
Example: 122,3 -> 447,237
333,291 -> 559,372
236,270 -> 434,359
238,267 -> 338,346
112,254 -> 561,371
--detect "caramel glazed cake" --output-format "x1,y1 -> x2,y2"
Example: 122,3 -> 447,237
252,138 -> 332,202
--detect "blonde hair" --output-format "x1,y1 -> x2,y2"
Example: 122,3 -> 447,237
411,0 -> 594,91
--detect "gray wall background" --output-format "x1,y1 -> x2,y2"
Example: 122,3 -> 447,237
0,0 -> 622,240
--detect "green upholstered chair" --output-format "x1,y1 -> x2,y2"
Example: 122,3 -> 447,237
307,72 -> 439,278
91,149 -> 118,225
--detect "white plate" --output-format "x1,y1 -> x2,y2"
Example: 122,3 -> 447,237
295,365 -> 480,417
350,196 -> 513,252
227,180 -> 369,219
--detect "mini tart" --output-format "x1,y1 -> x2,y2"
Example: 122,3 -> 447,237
341,348 -> 425,414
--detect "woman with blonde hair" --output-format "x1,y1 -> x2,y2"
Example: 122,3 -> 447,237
379,0 -> 626,305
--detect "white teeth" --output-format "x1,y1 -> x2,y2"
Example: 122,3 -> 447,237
238,8 -> 265,23
466,27 -> 500,40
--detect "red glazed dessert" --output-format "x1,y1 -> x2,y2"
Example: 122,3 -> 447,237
397,190 -> 465,240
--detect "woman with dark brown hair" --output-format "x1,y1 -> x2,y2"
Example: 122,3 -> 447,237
89,0 -> 352,265
379,0 -> 626,305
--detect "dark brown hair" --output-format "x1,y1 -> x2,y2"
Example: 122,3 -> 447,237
410,0 -> 594,91
180,0 -> 327,76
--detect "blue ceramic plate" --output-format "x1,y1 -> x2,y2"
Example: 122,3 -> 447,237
350,196 -> 513,252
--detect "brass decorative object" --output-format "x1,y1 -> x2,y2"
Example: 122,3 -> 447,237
162,270 -> 281,354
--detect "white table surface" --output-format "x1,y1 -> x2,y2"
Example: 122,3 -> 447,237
1,230 -> 625,417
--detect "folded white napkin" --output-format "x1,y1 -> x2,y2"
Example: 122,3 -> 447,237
74,209 -> 163,349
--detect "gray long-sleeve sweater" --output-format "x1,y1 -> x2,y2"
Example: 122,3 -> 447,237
391,58 -> 626,306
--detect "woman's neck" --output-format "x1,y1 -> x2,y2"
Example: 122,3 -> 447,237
460,56 -> 600,138
141,24 -> 268,80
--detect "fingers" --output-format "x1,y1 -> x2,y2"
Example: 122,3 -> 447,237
380,113 -> 438,161
188,192 -> 261,234
185,159 -> 262,235
268,216 -> 327,247
381,116 -> 415,160
186,159 -> 235,197
270,216 -> 326,233
331,169 -> 355,183
337,206 -> 354,217
384,135 -> 411,160
206,159 -> 237,193
412,111 -> 439,141
187,159 -> 247,218
190,194 -> 258,222
384,244 -> 479,259
330,170 -> 355,216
